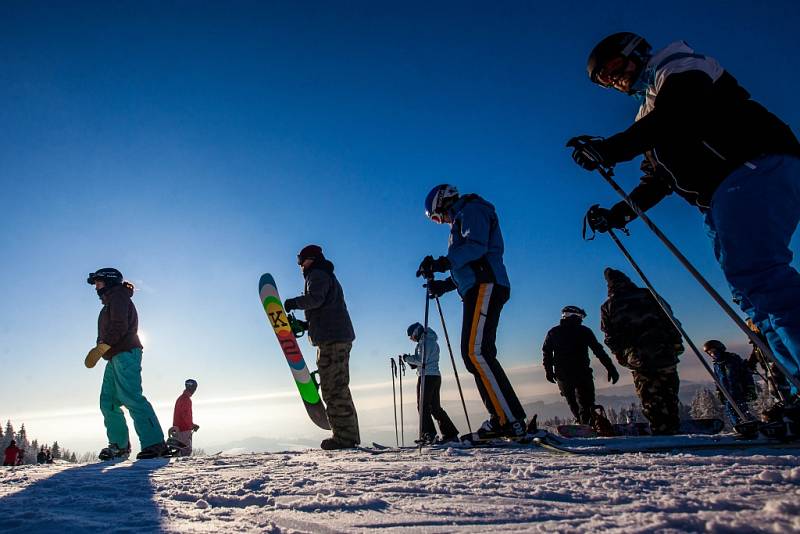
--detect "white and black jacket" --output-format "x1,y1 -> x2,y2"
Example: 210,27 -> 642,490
602,41 -> 799,213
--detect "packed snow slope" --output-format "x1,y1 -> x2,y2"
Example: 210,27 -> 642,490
1,445 -> 799,533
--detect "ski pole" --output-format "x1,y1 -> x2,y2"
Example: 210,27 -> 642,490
595,166 -> 800,392
607,228 -> 752,422
418,280 -> 432,450
433,295 -> 473,435
391,357 -> 399,447
399,355 -> 406,447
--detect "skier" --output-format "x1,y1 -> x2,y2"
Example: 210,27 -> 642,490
567,32 -> 800,393
401,322 -> 460,444
37,446 -> 46,464
3,440 -> 20,466
284,245 -> 360,450
87,268 -> 168,460
542,306 -> 620,425
600,268 -> 684,435
702,340 -> 756,427
170,379 -> 200,457
417,184 -> 527,439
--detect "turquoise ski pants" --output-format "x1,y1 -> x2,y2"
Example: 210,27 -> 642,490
100,348 -> 164,449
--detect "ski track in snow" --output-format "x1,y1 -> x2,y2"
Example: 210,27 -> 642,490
1,447 -> 799,533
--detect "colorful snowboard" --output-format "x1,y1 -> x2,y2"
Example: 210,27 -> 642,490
259,273 -> 330,430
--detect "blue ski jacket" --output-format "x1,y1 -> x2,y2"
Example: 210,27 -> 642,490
403,328 -> 440,376
445,194 -> 510,296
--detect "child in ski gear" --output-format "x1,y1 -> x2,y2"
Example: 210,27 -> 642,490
702,340 -> 755,426
542,306 -> 620,424
418,184 -> 527,439
3,440 -> 20,466
600,268 -> 684,435
402,323 -> 459,443
568,32 -> 800,390
88,268 -> 168,460
170,379 -> 199,457
284,245 -> 360,450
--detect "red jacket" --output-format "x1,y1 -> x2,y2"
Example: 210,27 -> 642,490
4,445 -> 20,465
173,392 -> 193,431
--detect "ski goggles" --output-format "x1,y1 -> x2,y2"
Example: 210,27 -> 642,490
593,56 -> 629,88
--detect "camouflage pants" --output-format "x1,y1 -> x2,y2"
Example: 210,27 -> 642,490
632,365 -> 680,435
317,342 -> 360,445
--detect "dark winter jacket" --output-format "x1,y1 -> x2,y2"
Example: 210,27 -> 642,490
600,270 -> 683,371
712,352 -> 756,403
284,259 -> 355,346
97,284 -> 142,360
445,194 -> 510,296
600,40 -> 800,212
542,317 -> 616,381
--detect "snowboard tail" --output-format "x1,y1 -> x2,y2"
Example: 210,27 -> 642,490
259,273 -> 330,430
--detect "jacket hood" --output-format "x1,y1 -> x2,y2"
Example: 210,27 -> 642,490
304,258 -> 335,276
100,283 -> 133,305
423,327 -> 438,342
604,268 -> 637,295
449,193 -> 494,219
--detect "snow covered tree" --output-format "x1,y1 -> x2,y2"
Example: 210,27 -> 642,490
69,452 -> 77,463
690,388 -> 725,420
51,441 -> 61,460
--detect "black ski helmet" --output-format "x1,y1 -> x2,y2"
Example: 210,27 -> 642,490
561,305 -> 587,320
587,32 -> 652,90
703,340 -> 726,354
185,379 -> 198,390
407,322 -> 424,340
87,268 -> 123,286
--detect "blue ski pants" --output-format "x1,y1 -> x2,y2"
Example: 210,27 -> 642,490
100,348 -> 164,449
704,154 -> 800,385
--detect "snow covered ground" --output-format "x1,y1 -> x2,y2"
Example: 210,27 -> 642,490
1,444 -> 799,533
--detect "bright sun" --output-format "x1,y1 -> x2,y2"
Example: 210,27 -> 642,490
138,329 -> 148,346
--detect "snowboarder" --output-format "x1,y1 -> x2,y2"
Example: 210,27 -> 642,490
600,268 -> 684,435
170,379 -> 200,457
567,32 -> 800,392
3,440 -> 20,466
87,268 -> 168,460
284,245 -> 360,450
401,322 -> 460,444
417,184 -> 527,439
542,306 -> 620,425
702,340 -> 756,426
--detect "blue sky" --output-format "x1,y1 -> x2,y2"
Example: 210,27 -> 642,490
1,1 -> 799,451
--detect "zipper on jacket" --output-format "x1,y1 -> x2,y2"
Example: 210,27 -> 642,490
652,148 -> 710,209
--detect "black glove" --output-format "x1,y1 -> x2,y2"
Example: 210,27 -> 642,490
416,255 -> 450,278
283,298 -> 297,312
425,278 -> 457,298
586,204 -> 626,233
545,368 -> 556,384
566,135 -> 610,171
607,366 -> 620,384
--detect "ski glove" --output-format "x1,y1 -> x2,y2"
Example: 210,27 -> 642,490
85,343 -> 111,369
192,424 -> 200,432
545,368 -> 556,384
586,204 -> 626,233
416,255 -> 450,278
566,135 -> 610,171
283,298 -> 298,312
425,277 -> 457,298
607,366 -> 620,384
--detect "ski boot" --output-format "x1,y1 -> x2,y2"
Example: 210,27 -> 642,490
320,437 -> 357,451
136,442 -> 171,459
414,433 -> 437,446
435,434 -> 460,445
98,443 -> 130,461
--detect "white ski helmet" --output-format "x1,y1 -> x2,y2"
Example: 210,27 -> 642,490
424,184 -> 459,224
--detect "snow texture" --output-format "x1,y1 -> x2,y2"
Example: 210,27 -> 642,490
1,445 -> 799,533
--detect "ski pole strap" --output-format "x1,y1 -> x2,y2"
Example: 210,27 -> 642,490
391,357 -> 397,376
